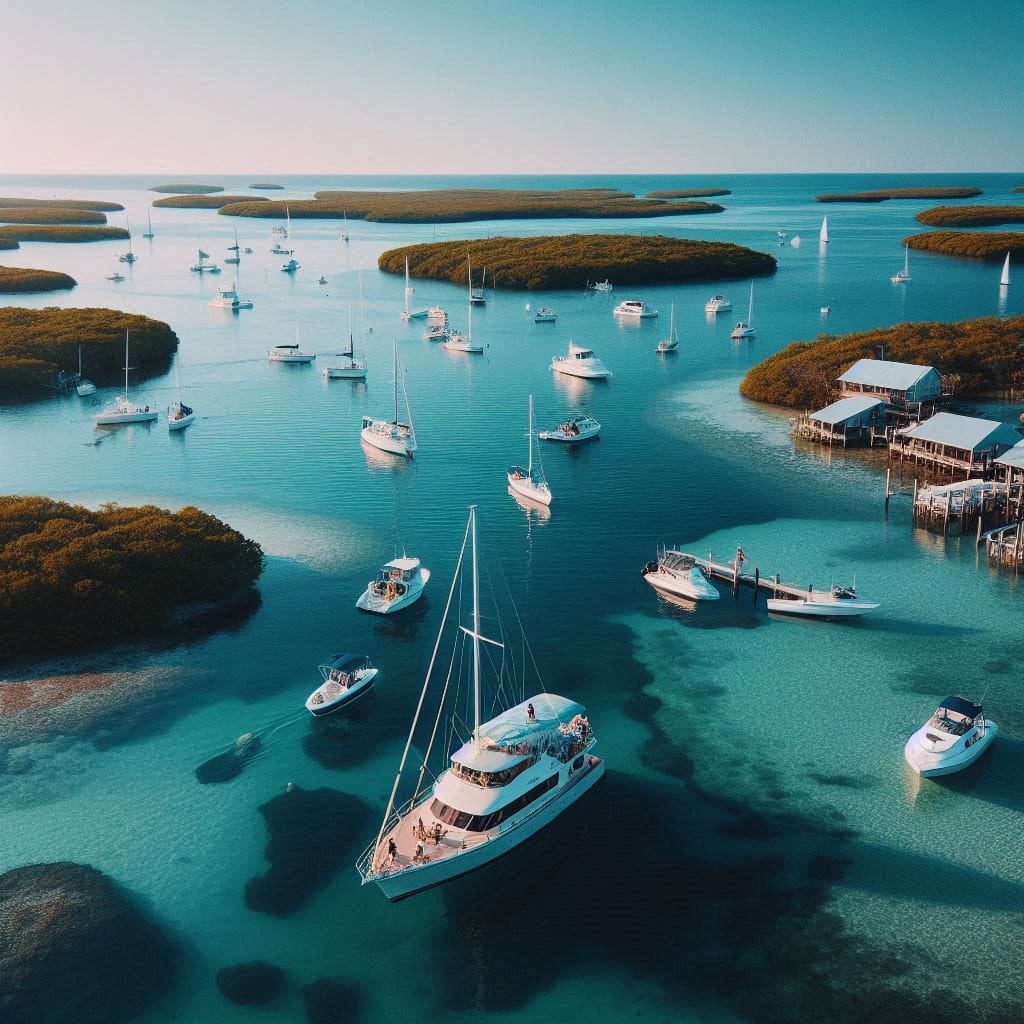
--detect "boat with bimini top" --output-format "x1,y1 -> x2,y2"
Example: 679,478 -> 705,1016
642,548 -> 720,601
904,696 -> 997,778
306,655 -> 379,716
356,556 -> 430,615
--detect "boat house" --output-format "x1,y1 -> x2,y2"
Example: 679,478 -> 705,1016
837,359 -> 943,412
793,395 -> 885,446
891,412 -> 1021,477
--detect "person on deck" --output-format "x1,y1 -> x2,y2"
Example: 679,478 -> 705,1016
527,703 -> 536,721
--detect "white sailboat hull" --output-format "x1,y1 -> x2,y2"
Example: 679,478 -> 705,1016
94,410 -> 158,425
443,339 -> 484,354
539,424 -> 601,442
361,425 -> 415,458
507,473 -> 552,506
551,361 -> 611,380
324,365 -> 368,379
168,412 -> 195,431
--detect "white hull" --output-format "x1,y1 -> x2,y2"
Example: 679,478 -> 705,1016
401,310 -> 429,321
539,425 -> 600,443
323,365 -> 368,379
904,723 -> 997,777
507,473 -> 552,506
356,572 -> 430,615
76,382 -> 97,397
306,669 -> 379,716
656,341 -> 678,353
269,353 -> 315,363
643,568 -> 719,602
168,412 -> 195,431
210,299 -> 253,309
443,340 -> 484,354
369,758 -> 604,901
766,597 -> 879,618
551,362 -> 611,380
94,410 -> 158,425
361,426 -> 414,458
534,314 -> 557,323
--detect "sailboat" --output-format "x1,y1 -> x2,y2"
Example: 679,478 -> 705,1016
93,331 -> 159,425
361,342 -> 416,457
356,505 -> 604,901
117,219 -> 137,264
443,261 -> 485,354
190,234 -> 221,273
507,396 -> 551,505
340,211 -> 350,243
1000,252 -> 1011,288
470,261 -> 487,305
656,303 -> 679,353
281,206 -> 299,273
323,303 -> 368,379
142,211 -> 154,239
400,258 -> 429,321
75,346 -> 97,396
168,357 -> 195,431
268,313 -> 315,362
819,217 -> 829,244
225,229 -> 241,265
891,245 -> 911,284
730,283 -> 756,339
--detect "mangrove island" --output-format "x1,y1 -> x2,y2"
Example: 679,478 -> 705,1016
379,234 -> 776,291
0,268 -> 76,294
249,183 -> 285,190
0,225 -> 128,245
739,315 -> 1024,409
149,183 -> 224,194
218,187 -> 725,223
914,205 -> 1024,228
0,197 -> 124,211
815,187 -> 982,203
154,194 -> 269,210
0,497 -> 264,662
904,231 -> 1024,262
0,208 -> 107,225
646,188 -> 731,198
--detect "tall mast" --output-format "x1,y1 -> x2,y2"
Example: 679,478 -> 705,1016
471,505 -> 481,746
346,303 -> 354,360
527,395 -> 534,476
124,330 -> 129,399
175,353 -> 183,405
748,282 -> 754,323
392,341 -> 399,424
467,257 -> 473,344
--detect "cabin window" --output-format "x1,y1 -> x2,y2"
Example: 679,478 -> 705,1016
430,773 -> 558,833
451,755 -> 538,788
572,755 -> 585,771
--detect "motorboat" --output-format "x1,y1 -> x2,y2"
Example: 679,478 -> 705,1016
361,342 -> 416,457
106,271 -> 125,282
891,245 -> 911,284
587,279 -> 613,292
318,275 -> 328,285
904,696 -> 997,778
243,247 -> 254,254
539,415 -> 601,442
820,306 -> 831,315
507,395 -> 551,506
534,307 -> 557,323
322,305 -> 367,379
357,506 -> 604,901
93,331 -> 158,426
305,655 -> 379,716
281,256 -> 300,273
167,357 -> 195,431
614,299 -> 658,319
209,281 -> 253,310
766,583 -> 879,618
656,302 -> 679,353
551,341 -> 611,380
704,294 -> 732,314
642,549 -> 720,601
268,344 -> 315,363
424,324 -> 450,342
730,282 -> 756,340
442,330 -> 483,354
75,346 -> 97,396
356,556 -> 430,615
427,306 -> 448,325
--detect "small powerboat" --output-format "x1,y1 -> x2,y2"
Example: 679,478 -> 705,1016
424,324 -> 450,342
210,282 -> 253,310
427,306 -> 448,325
539,415 -> 601,442
551,342 -> 612,380
904,696 -> 997,778
704,295 -> 732,314
766,584 -> 879,618
642,550 -> 719,602
614,299 -> 658,319
534,307 -> 557,323
305,654 -> 379,716
318,275 -> 328,285
442,330 -> 483,354
356,557 -> 430,615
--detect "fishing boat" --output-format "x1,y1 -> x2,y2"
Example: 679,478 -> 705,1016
539,415 -> 601,442
361,342 -> 416,457
356,505 -> 604,901
819,216 -> 829,244
75,346 -> 97,396
904,696 -> 997,778
551,341 -> 611,380
167,357 -> 195,431
225,229 -> 241,265
642,549 -> 720,602
613,299 -> 658,319
891,245 -> 911,284
587,279 -> 613,292
400,258 -> 430,321
356,556 -> 430,615
281,206 -> 299,272
469,260 -> 487,305
323,305 -> 368,379
427,306 -> 448,326
534,307 -> 557,323
106,270 -> 125,282
424,324 -> 450,342
93,332 -> 159,426
209,280 -> 253,310
507,396 -> 551,506
766,583 -> 879,618
142,212 -> 154,239
1000,252 -> 1011,288
704,294 -> 732,314
305,655 -> 379,716
730,283 -> 756,340
657,303 -> 679,352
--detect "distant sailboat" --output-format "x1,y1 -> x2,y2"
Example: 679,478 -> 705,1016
341,211 -> 350,243
507,395 -> 551,506
790,235 -> 801,248
93,331 -> 159,425
361,342 -> 416,458
142,211 -> 154,239
168,357 -> 195,431
400,257 -> 428,321
819,217 -> 829,244
443,259 -> 485,353
225,229 -> 241,264
1000,252 -> 1011,288
75,346 -> 97,396
323,303 -> 368,380
730,283 -> 756,340
281,206 -> 299,273
891,245 -> 911,284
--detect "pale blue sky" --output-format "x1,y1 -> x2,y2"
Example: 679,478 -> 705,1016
4,0 -> 1023,173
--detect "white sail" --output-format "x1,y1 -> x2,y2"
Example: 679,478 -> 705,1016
819,217 -> 829,244
1001,252 -> 1011,287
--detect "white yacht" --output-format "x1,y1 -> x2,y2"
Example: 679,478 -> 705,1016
306,655 -> 379,716
614,299 -> 658,319
167,357 -> 195,431
93,332 -> 158,426
356,556 -> 430,615
323,305 -> 367,379
75,346 -> 97,396
534,307 -> 557,323
424,324 -> 450,342
904,696 -> 997,778
642,549 -> 719,602
766,584 -> 879,618
730,282 -> 756,340
539,415 -> 601,442
361,342 -> 417,458
657,302 -> 679,353
400,258 -> 429,321
209,281 -> 253,310
268,344 -> 315,364
507,396 -> 551,507
551,341 -> 612,380
427,306 -> 448,326
891,245 -> 911,284
357,506 -> 604,901
705,294 -> 732,314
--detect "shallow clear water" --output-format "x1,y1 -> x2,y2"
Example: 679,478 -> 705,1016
1,173 -> 1023,1023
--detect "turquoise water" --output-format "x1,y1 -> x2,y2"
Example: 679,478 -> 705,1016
1,174 -> 1023,1023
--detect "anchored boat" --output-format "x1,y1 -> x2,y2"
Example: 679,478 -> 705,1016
705,294 -> 732,314
614,299 -> 658,319
551,341 -> 612,380
356,556 -> 430,615
93,331 -> 158,426
642,548 -> 720,601
904,696 -> 997,778
361,342 -> 416,457
306,655 -> 379,716
766,583 -> 879,618
507,395 -> 551,506
538,414 -> 600,442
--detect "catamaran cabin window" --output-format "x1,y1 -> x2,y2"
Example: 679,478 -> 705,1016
430,774 -> 558,832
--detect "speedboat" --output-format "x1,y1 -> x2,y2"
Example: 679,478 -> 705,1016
704,295 -> 732,314
442,330 -> 483,354
766,584 -> 879,618
508,396 -> 551,507
614,299 -> 658,319
305,655 -> 379,716
361,342 -> 416,457
268,344 -> 315,363
318,275 -> 328,285
424,324 -> 450,342
356,557 -> 430,615
427,306 -> 448,325
209,282 -> 253,310
534,307 -> 557,323
904,696 -> 997,778
168,401 -> 195,431
281,256 -> 300,273
93,331 -> 158,426
539,415 -> 601,442
551,341 -> 612,380
641,549 -> 719,602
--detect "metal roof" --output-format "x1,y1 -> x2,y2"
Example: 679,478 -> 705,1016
809,395 -> 884,425
901,413 -> 1020,451
995,440 -> 1024,469
838,358 -> 937,391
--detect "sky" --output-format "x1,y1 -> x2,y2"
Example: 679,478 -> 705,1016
3,0 -> 1023,174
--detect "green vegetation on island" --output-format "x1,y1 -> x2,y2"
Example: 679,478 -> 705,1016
150,183 -> 224,194
646,188 -> 731,198
0,238 -> 19,250
815,187 -> 982,203
0,306 -> 178,400
218,188 -> 725,223
0,208 -> 107,225
0,267 -> 76,293
0,197 -> 124,211
914,205 -> 1024,227
249,183 -> 284,189
1013,187 -> 1024,194
0,225 -> 128,245
153,194 -> 269,209
904,231 -> 1024,261
740,315 -> 1024,409
0,497 -> 264,661
379,234 -> 776,291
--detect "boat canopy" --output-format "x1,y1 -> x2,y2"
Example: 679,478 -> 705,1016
938,695 -> 981,719
318,653 -> 370,675
479,693 -> 584,749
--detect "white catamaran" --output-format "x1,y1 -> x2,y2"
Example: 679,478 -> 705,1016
361,342 -> 416,457
507,395 -> 551,506
356,506 -> 604,901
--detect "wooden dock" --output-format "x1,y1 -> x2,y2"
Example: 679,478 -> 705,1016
682,550 -> 824,606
